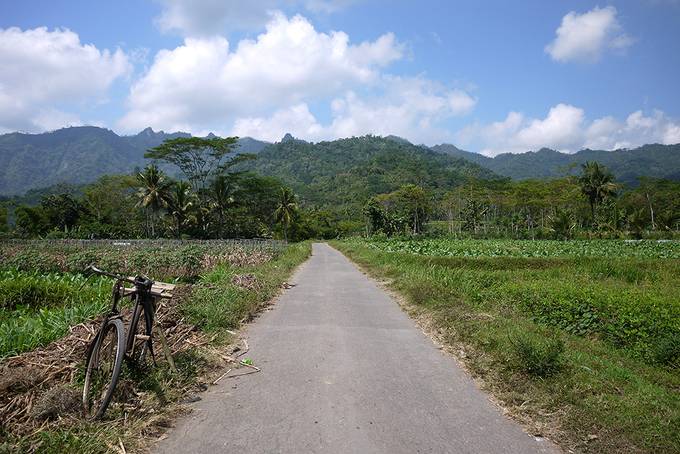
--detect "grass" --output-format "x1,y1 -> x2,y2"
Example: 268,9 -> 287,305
183,241 -> 312,335
333,239 -> 680,454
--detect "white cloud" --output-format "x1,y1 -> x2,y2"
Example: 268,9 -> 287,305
545,6 -> 633,63
0,27 -> 131,133
155,0 -> 357,36
232,103 -> 323,142
119,13 -> 404,133
231,76 -> 476,144
588,110 -> 680,149
458,105 -> 680,156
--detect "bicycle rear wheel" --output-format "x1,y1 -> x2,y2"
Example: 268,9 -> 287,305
82,318 -> 125,419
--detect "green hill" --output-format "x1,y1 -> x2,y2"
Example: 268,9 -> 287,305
238,135 -> 499,213
0,127 -> 269,195
431,143 -> 680,185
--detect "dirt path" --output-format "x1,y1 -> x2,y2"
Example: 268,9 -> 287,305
155,243 -> 557,453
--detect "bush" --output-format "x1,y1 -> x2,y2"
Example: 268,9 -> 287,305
510,332 -> 565,377
651,333 -> 680,368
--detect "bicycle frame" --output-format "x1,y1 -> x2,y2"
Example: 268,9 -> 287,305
86,265 -> 157,360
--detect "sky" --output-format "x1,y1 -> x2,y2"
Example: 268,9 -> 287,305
1,0 -> 679,155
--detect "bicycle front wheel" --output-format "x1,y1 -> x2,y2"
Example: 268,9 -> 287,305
127,301 -> 154,366
82,318 -> 125,419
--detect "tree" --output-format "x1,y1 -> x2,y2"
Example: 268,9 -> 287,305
136,165 -> 172,237
166,181 -> 196,238
548,208 -> 576,240
578,161 -> 619,223
363,198 -> 387,235
392,184 -> 430,234
461,199 -> 488,234
0,204 -> 7,234
41,194 -> 84,232
209,174 -> 238,238
14,205 -> 50,237
145,137 -> 242,191
273,187 -> 298,241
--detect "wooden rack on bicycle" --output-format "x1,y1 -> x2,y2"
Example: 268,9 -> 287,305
119,279 -> 176,299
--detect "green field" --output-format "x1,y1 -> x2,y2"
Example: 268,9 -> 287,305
335,237 -> 680,454
0,240 -> 285,359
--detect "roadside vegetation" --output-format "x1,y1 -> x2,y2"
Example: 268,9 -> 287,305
334,238 -> 679,453
0,240 -> 310,453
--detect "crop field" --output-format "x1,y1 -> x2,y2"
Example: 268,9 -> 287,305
365,237 -> 680,259
336,237 -> 680,453
0,240 -> 285,359
0,239 -> 309,452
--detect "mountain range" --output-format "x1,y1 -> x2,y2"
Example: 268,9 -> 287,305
0,126 -> 679,196
431,143 -> 680,185
0,127 -> 269,195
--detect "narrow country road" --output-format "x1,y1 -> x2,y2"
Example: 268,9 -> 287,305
156,243 -> 557,454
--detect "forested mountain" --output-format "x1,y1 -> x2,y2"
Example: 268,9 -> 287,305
237,135 -> 498,214
432,143 -> 680,185
2,125 -> 679,197
0,127 -> 269,195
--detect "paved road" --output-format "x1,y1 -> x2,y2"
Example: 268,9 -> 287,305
156,243 -> 557,454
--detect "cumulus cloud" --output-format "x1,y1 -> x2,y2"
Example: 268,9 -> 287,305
0,27 -> 131,133
119,13 -> 404,133
458,105 -> 680,156
155,0 -> 357,36
545,6 -> 634,63
232,76 -> 476,143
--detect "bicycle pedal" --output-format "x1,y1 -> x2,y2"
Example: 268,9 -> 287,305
135,334 -> 151,341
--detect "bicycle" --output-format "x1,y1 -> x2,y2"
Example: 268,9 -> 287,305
81,265 -> 174,419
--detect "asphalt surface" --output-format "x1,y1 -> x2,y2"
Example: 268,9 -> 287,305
156,243 -> 557,454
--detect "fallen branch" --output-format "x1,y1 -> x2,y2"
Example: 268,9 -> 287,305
212,369 -> 233,385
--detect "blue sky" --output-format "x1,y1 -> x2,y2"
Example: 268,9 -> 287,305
1,0 -> 679,155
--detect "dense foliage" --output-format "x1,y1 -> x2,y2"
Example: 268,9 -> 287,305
377,169 -> 680,239
433,143 -> 680,185
237,135 -> 498,216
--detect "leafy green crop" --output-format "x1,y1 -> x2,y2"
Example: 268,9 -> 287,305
359,237 -> 680,259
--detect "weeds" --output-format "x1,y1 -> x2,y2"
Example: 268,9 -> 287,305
509,332 -> 565,377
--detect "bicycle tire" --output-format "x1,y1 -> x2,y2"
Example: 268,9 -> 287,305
82,318 -> 125,419
127,299 -> 154,364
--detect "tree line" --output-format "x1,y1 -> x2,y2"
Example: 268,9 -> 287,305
364,162 -> 680,239
0,137 -> 348,241
1,138 -> 678,241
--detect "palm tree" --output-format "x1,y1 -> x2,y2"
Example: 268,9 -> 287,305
578,161 -> 618,222
167,181 -> 196,238
273,187 -> 298,242
209,175 -> 237,238
136,164 -> 172,237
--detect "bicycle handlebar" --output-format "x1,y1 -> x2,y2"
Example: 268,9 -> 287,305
84,264 -> 136,284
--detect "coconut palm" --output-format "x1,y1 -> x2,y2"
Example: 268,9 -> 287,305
167,181 -> 196,238
578,161 -> 619,222
273,187 -> 298,242
136,164 -> 172,237
209,174 -> 238,238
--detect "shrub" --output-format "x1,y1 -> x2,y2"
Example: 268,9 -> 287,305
651,333 -> 680,368
510,332 -> 565,377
